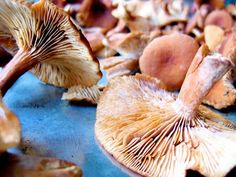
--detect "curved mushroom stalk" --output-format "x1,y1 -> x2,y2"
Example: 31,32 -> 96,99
95,45 -> 236,177
0,0 -> 101,96
0,100 -> 21,152
0,152 -> 82,177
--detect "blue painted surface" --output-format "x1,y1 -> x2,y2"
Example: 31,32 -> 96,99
4,72 -> 129,177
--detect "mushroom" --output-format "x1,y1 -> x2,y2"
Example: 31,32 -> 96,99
0,0 -> 101,96
205,10 -> 233,30
0,152 -> 82,177
139,33 -> 199,91
76,0 -> 117,32
0,99 -> 20,153
95,45 -> 236,177
62,85 -> 101,104
203,30 -> 236,109
204,25 -> 224,51
103,32 -> 150,58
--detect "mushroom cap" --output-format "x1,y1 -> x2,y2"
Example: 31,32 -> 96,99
139,33 -> 199,91
0,0 -> 102,88
76,0 -> 117,31
0,152 -> 82,177
104,32 -> 150,58
0,101 -> 20,152
96,74 -> 236,177
204,25 -> 224,51
62,85 -> 101,104
205,10 -> 233,30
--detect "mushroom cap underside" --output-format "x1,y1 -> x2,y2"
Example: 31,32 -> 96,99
0,0 -> 102,88
96,74 -> 236,177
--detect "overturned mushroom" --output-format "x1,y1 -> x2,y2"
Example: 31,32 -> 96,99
62,85 -> 101,104
139,33 -> 199,91
0,152 -> 82,177
95,45 -> 236,177
0,100 -> 20,153
0,0 -> 101,96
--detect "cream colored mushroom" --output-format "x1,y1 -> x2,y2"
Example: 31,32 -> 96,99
0,0 -> 101,96
96,45 -> 236,177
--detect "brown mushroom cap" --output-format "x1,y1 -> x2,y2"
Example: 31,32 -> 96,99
0,152 -> 82,177
139,33 -> 199,91
76,0 -> 117,31
96,47 -> 236,177
205,10 -> 233,30
0,100 -> 20,153
0,0 -> 102,95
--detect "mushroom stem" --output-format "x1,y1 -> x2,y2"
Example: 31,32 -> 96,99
175,46 -> 232,117
0,49 -> 35,96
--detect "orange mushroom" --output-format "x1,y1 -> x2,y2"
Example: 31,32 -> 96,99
0,0 -> 101,96
205,10 -> 233,30
139,33 -> 199,91
203,30 -> 236,109
96,45 -> 236,177
0,152 -> 82,177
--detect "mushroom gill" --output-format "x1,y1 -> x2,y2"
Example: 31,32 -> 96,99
0,152 -> 82,177
0,0 -> 101,96
95,45 -> 236,177
0,100 -> 20,153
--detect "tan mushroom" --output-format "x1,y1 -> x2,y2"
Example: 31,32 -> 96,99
103,32 -> 150,58
0,0 -> 101,96
139,33 -> 199,91
0,100 -> 20,153
0,152 -> 82,177
95,45 -> 236,177
205,10 -> 233,30
62,85 -> 101,104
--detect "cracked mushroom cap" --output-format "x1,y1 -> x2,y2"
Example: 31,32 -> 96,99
95,46 -> 236,177
0,0 -> 101,95
205,10 -> 233,30
0,152 -> 82,177
139,33 -> 199,91
0,100 -> 20,153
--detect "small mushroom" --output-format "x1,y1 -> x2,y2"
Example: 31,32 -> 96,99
0,0 -> 101,96
95,45 -> 236,177
76,0 -> 117,31
204,25 -> 224,51
62,85 -> 101,104
139,33 -> 199,91
205,10 -> 233,30
0,152 -> 82,177
0,100 -> 20,153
